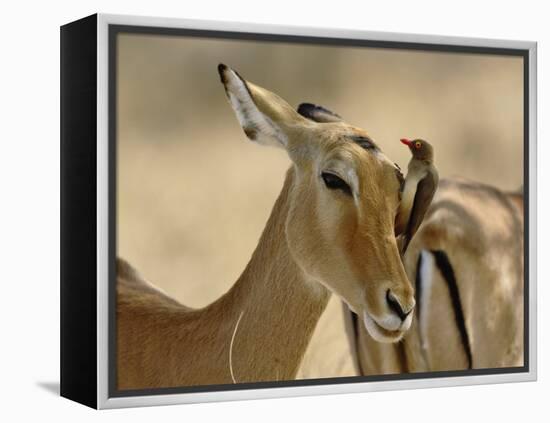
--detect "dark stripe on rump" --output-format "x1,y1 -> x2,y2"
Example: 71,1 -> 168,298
415,252 -> 423,325
430,250 -> 473,369
350,311 -> 366,375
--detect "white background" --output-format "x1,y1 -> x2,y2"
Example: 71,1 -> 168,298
1,0 -> 547,421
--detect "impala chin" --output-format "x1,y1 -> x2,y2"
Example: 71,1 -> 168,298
362,310 -> 412,343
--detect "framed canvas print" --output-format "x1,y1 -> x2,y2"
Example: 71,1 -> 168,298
60,13 -> 537,409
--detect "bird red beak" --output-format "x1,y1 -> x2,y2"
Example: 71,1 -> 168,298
400,138 -> 412,146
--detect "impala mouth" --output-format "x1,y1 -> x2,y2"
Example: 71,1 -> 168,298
363,311 -> 406,343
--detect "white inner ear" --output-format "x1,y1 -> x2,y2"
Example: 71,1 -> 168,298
224,69 -> 287,148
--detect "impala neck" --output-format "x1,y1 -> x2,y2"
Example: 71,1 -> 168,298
214,167 -> 331,382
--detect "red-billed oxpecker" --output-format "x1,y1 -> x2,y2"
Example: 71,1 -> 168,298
395,138 -> 439,254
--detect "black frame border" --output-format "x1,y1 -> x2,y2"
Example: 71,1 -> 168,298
60,14 -> 99,409
107,24 -> 530,399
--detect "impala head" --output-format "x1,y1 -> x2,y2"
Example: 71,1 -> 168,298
219,64 -> 414,342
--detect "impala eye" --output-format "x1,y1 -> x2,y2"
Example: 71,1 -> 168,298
321,172 -> 352,196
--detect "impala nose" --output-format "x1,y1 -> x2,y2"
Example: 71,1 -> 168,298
386,289 -> 413,321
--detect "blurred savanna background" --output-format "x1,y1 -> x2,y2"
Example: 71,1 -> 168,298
117,32 -> 524,378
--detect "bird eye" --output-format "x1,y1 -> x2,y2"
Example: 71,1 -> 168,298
321,172 -> 352,196
415,141 -> 421,149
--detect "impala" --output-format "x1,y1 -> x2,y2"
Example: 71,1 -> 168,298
116,64 -> 414,389
342,178 -> 524,374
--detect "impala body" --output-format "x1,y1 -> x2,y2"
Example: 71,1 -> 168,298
117,65 -> 414,389
342,179 -> 524,374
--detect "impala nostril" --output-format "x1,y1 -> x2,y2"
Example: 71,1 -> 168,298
386,289 -> 411,321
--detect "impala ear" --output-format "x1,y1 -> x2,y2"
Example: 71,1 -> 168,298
297,103 -> 343,123
218,64 -> 305,149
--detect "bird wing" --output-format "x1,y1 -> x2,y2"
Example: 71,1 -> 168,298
401,170 -> 439,254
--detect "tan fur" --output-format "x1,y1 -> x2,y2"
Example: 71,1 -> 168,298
345,178 -> 524,374
117,67 -> 414,389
